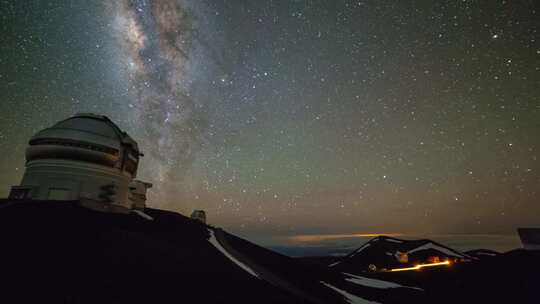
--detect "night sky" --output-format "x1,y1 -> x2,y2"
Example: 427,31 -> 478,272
1,1 -> 539,243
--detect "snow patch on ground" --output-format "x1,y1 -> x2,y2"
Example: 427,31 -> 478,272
131,210 -> 153,221
344,273 -> 423,291
320,281 -> 380,304
207,229 -> 260,278
350,243 -> 371,257
330,243 -> 372,267
475,251 -> 497,256
407,243 -> 463,258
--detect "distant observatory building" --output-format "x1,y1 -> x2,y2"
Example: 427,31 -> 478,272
9,113 -> 151,214
191,210 -> 207,224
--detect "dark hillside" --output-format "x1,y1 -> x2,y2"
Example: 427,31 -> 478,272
0,200 -> 422,304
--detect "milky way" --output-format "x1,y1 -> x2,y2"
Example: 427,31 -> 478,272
110,0 -> 206,206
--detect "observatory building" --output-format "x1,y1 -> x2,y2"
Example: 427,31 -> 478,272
190,210 -> 207,224
9,113 -> 151,213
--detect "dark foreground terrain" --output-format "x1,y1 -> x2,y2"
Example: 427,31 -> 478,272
370,249 -> 540,303
0,199 -> 537,303
300,236 -> 540,303
0,199 -> 421,304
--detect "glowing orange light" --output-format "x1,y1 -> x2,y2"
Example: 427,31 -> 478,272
389,260 -> 451,272
288,233 -> 403,242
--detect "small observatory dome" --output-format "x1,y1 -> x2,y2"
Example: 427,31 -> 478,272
190,210 -> 207,224
9,113 -> 150,213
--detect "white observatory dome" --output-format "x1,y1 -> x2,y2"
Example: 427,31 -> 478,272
10,113 -> 149,213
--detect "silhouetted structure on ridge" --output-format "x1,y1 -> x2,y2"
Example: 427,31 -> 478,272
191,209 -> 207,224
